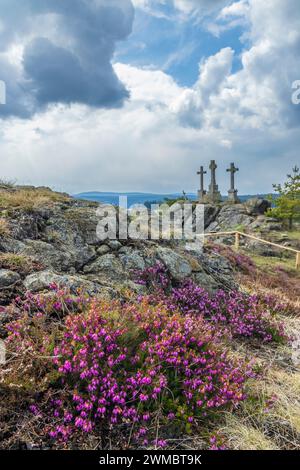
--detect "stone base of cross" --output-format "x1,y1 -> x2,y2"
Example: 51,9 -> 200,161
198,189 -> 207,202
227,189 -> 240,204
207,189 -> 222,203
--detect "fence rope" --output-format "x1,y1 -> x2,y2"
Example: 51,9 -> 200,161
204,231 -> 300,269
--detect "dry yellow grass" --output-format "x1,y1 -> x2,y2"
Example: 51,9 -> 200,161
0,188 -> 70,212
221,415 -> 279,450
0,218 -> 10,236
216,368 -> 300,449
0,253 -> 42,273
209,313 -> 300,450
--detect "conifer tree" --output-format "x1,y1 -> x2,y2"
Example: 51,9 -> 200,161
268,166 -> 300,229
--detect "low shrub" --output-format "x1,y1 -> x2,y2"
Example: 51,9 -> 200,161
168,280 -> 286,343
2,263 -> 289,449
205,242 -> 256,274
135,262 -> 170,293
0,188 -> 70,212
0,253 -> 44,275
4,293 -> 254,448
136,264 -> 286,343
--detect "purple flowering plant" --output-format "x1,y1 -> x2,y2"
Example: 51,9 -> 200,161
3,263 -> 288,449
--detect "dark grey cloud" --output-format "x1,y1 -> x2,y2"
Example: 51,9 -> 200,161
0,0 -> 134,118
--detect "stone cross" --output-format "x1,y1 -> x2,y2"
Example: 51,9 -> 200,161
209,160 -> 217,187
197,166 -> 206,192
207,160 -> 222,203
197,166 -> 207,202
226,162 -> 240,203
227,162 -> 239,190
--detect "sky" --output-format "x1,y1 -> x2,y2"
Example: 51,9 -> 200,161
0,0 -> 299,195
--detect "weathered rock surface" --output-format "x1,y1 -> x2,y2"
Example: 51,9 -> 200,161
156,247 -> 192,281
22,240 -> 76,272
202,198 -> 283,234
83,254 -> 124,279
0,186 -> 280,303
244,198 -> 271,216
119,247 -> 146,272
96,245 -> 111,256
0,269 -> 21,288
23,270 -> 102,294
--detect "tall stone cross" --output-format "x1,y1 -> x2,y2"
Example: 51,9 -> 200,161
208,160 -> 222,203
209,160 -> 217,187
197,166 -> 207,201
226,162 -> 240,203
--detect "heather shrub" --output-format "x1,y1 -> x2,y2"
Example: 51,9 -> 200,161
13,284 -> 90,317
2,265 -> 288,449
253,266 -> 300,304
4,295 -> 253,448
136,264 -> 286,343
2,287 -> 90,392
3,310 -> 61,395
48,298 -> 253,445
168,280 -> 286,343
205,242 -> 256,274
135,262 -> 171,293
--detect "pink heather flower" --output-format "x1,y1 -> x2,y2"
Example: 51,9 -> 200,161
29,404 -> 40,416
141,377 -> 152,385
75,417 -> 84,428
139,394 -> 149,402
154,439 -> 167,448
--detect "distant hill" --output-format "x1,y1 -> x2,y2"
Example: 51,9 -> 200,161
73,192 -> 197,207
74,191 -> 273,206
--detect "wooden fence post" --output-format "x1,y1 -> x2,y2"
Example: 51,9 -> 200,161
296,252 -> 300,270
205,231 -> 299,265
234,232 -> 240,250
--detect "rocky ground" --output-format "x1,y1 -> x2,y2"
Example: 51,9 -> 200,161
0,185 -> 299,450
1,185 -> 296,306
0,185 -> 246,308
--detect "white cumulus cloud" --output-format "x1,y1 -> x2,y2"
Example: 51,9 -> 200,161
0,0 -> 299,197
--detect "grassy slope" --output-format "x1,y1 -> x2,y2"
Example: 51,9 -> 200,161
209,240 -> 300,450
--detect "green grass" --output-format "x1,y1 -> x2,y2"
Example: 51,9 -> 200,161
249,253 -> 297,272
280,230 -> 300,241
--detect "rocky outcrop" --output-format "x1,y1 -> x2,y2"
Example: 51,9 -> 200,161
205,198 -> 274,232
244,198 -> 271,216
0,187 -> 279,304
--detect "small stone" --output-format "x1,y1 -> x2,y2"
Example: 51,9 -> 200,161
83,254 -> 124,277
107,240 -> 122,251
96,245 -> 111,256
0,269 -> 21,288
119,248 -> 146,271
